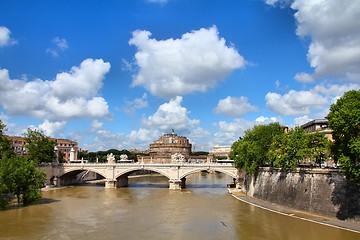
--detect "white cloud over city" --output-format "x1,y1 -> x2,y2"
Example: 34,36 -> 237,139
214,96 -> 258,118
0,58 -> 111,120
129,26 -> 246,98
290,0 -> 360,82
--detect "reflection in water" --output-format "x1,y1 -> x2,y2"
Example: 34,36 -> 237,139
0,173 -> 358,240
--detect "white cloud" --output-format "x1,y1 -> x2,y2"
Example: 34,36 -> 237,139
129,26 -> 246,98
212,119 -> 255,146
91,120 -> 104,131
39,119 -> 66,137
143,96 -> 199,132
294,72 -> 314,83
255,116 -> 280,124
53,37 -> 68,50
291,0 -> 360,82
0,26 -> 17,47
51,58 -> 110,100
265,90 -> 328,116
46,36 -> 68,57
0,58 -> 111,120
214,96 -> 258,118
265,82 -> 360,116
293,115 -> 312,127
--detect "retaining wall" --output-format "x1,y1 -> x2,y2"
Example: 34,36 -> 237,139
241,168 -> 360,220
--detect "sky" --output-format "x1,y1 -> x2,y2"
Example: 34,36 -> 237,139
0,0 -> 359,152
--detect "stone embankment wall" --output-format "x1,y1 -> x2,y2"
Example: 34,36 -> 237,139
240,168 -> 360,220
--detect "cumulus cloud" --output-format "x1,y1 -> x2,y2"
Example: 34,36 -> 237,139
265,82 -> 360,116
143,96 -> 199,132
293,115 -> 312,127
0,26 -> 17,47
46,36 -> 68,57
129,26 -> 246,98
265,90 -> 328,115
39,119 -> 66,137
212,119 -> 255,146
0,58 -> 111,120
291,0 -> 360,82
255,116 -> 280,124
214,96 -> 258,118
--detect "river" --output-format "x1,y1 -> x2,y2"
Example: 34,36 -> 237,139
0,172 -> 358,240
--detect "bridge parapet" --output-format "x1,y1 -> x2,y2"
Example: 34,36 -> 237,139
41,162 -> 239,190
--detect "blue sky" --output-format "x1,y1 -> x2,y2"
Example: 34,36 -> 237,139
1,0 -> 359,151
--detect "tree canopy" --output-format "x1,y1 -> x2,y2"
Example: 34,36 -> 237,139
230,123 -> 284,174
327,90 -> 360,183
23,128 -> 56,164
230,122 -> 331,174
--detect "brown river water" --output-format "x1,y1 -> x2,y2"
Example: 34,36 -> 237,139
0,172 -> 359,240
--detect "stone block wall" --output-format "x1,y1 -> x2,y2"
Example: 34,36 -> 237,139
241,168 -> 360,220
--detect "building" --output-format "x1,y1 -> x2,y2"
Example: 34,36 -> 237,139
139,132 -> 192,163
54,138 -> 79,162
209,145 -> 231,159
5,135 -> 78,162
301,119 -> 333,141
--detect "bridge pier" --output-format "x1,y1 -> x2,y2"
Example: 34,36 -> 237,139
169,178 -> 186,190
105,179 -> 117,188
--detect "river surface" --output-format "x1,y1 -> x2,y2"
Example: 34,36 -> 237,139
0,172 -> 359,240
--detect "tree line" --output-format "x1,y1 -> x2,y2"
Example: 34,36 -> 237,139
78,149 -> 140,162
230,90 -> 360,184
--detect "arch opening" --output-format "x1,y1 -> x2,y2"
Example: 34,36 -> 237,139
59,169 -> 105,186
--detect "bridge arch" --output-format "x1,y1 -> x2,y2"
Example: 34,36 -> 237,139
60,167 -> 107,179
114,166 -> 171,180
179,167 -> 238,180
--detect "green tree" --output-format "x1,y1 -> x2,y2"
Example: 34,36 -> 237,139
305,131 -> 330,166
267,127 -> 307,171
327,90 -> 360,183
0,155 -> 46,205
23,128 -> 56,164
230,123 -> 284,174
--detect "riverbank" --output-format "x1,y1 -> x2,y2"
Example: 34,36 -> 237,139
228,188 -> 360,234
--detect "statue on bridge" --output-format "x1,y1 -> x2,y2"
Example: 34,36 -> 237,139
171,153 -> 186,163
107,153 -> 116,164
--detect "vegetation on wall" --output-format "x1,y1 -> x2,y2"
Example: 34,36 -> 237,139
230,122 -> 331,173
231,89 -> 360,184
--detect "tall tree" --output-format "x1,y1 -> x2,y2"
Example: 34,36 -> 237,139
230,123 -> 284,174
0,155 -> 45,205
23,128 -> 56,164
327,90 -> 360,183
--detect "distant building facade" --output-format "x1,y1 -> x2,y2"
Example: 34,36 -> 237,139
301,119 -> 333,141
209,145 -> 231,159
5,135 -> 78,162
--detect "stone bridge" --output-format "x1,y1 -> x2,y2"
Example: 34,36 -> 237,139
39,163 -> 239,190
